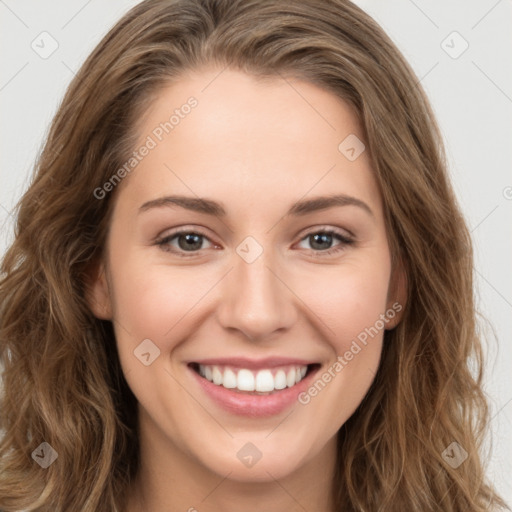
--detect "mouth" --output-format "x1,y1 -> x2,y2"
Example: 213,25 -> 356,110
188,362 -> 320,395
186,359 -> 321,417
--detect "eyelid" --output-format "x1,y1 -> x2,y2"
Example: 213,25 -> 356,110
156,225 -> 214,242
297,224 -> 355,240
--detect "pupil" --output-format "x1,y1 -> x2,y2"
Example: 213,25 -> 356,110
311,233 -> 331,250
179,233 -> 202,251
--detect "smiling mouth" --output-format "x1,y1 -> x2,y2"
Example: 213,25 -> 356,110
188,362 -> 320,395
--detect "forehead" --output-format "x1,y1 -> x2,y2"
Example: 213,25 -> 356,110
116,67 -> 382,220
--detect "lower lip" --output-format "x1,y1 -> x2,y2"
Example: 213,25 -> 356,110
188,365 -> 319,417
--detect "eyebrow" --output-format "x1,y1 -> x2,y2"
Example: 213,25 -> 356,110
138,193 -> 374,218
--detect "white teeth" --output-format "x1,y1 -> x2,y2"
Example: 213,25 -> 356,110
274,370 -> 287,390
223,368 -> 237,389
197,364 -> 309,393
286,368 -> 296,387
212,366 -> 223,385
237,369 -> 255,391
255,369 -> 274,392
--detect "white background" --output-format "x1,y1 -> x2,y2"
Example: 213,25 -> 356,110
1,0 -> 511,506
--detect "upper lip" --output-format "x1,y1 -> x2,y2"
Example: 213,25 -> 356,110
188,357 -> 317,370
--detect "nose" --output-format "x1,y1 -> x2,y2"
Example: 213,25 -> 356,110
216,246 -> 297,342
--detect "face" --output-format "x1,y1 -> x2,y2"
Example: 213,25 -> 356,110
88,67 -> 405,484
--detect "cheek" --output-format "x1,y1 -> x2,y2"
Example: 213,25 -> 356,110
106,255 -> 206,417
297,255 -> 391,351
295,268 -> 389,429
109,257 -> 205,347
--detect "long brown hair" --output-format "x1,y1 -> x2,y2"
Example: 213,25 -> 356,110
0,0 -> 508,510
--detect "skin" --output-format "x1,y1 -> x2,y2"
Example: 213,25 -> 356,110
87,67 -> 406,512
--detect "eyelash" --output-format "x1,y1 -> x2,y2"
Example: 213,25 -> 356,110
155,227 -> 355,258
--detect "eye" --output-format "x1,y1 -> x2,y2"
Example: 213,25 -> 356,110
296,228 -> 354,256
155,229 -> 215,257
155,227 -> 354,258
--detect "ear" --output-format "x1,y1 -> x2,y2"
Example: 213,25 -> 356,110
84,259 -> 113,320
385,256 -> 408,330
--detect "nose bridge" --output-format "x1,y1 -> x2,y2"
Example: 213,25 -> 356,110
217,236 -> 296,341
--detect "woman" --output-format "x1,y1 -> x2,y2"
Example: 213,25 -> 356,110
0,0 -> 508,510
